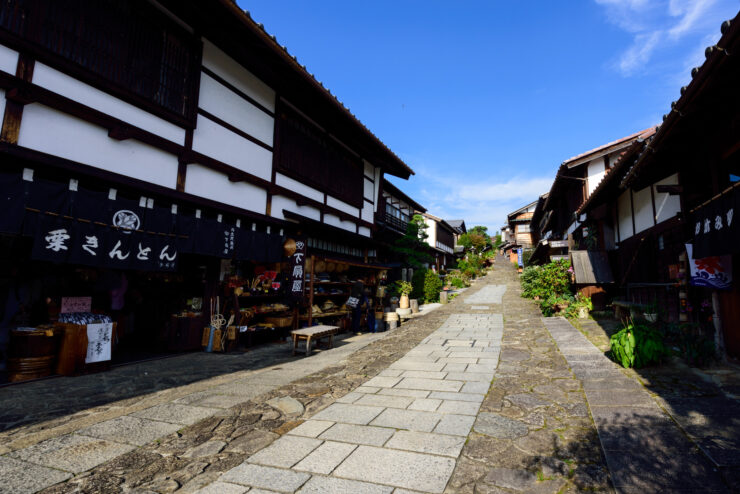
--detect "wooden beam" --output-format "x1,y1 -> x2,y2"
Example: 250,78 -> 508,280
1,54 -> 34,144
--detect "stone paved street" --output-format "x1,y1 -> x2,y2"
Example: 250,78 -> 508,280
1,258 -> 739,492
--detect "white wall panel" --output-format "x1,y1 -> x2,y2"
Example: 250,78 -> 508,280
364,160 -> 374,178
361,202 -> 374,222
324,214 -> 356,232
617,190 -> 633,242
374,167 -> 382,210
326,196 -> 359,217
202,39 -> 275,112
587,159 -> 605,196
653,173 -> 682,224
18,104 -> 178,189
32,63 -> 186,144
270,195 -> 321,221
0,89 -> 6,124
359,226 -> 371,237
633,185 -> 653,234
199,73 -> 274,146
184,164 -> 266,214
364,178 -> 374,200
192,115 -> 272,181
275,173 -> 323,203
0,44 -> 18,75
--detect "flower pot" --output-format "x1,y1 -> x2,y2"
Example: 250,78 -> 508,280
556,303 -> 569,312
399,295 -> 410,309
578,307 -> 589,319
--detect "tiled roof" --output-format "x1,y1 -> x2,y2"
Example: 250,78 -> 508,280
577,127 -> 656,215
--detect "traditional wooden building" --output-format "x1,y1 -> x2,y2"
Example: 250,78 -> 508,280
0,0 -> 416,370
420,213 -> 456,271
502,200 -> 538,264
529,129 -> 654,265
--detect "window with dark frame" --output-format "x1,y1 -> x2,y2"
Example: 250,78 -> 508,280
275,101 -> 364,209
0,0 -> 200,126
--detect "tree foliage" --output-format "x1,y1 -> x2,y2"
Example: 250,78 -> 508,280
391,214 -> 432,269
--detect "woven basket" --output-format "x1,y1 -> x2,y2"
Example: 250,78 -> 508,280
265,315 -> 294,327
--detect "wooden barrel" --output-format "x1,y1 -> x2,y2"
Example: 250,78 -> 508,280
8,327 -> 60,382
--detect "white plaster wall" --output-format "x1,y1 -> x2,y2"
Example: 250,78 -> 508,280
192,115 -> 272,181
425,218 -> 437,248
0,44 -> 18,75
617,190 -> 633,241
326,196 -> 359,217
361,202 -> 374,222
275,173 -> 324,203
184,164 -> 266,214
18,104 -> 178,189
32,63 -> 186,144
270,195 -> 321,221
324,214 -> 356,232
633,185 -> 654,234
202,39 -> 275,112
0,89 -> 6,124
364,160 -> 374,178
198,72 -> 274,146
374,167 -> 382,211
363,177 -> 374,201
359,226 -> 371,237
587,159 -> 606,196
653,173 -> 682,224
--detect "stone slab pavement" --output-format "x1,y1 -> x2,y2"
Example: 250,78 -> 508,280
206,311 -> 504,493
543,316 -> 732,493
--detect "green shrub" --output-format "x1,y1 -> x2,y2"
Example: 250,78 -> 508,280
445,270 -> 467,289
410,268 -> 427,300
609,322 -> 668,368
424,270 -> 443,303
521,259 -> 572,301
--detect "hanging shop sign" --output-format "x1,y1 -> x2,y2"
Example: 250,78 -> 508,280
517,247 -> 524,267
691,186 -> 738,259
287,237 -> 307,300
32,215 -> 179,271
85,322 -> 113,364
686,243 -> 732,290
61,297 -> 92,314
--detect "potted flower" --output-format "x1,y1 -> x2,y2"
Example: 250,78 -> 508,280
395,281 -> 413,310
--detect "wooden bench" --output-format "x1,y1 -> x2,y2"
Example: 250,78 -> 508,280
291,325 -> 339,356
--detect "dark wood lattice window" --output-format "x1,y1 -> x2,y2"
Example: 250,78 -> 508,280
0,0 -> 200,126
276,101 -> 364,208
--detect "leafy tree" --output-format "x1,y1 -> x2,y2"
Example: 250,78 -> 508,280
391,214 -> 432,269
458,225 -> 491,253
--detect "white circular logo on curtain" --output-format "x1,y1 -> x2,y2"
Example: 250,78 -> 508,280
113,210 -> 140,233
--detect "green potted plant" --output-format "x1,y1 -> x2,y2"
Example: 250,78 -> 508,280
395,280 -> 413,310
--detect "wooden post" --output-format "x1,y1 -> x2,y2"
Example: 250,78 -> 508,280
308,255 -> 316,326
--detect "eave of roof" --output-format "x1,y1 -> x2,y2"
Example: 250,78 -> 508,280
577,128 -> 656,215
191,0 -> 415,179
541,129 -> 652,213
381,179 -> 426,213
621,14 -> 740,188
506,199 -> 538,219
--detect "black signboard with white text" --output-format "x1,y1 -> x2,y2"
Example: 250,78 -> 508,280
691,186 -> 740,259
287,238 -> 307,300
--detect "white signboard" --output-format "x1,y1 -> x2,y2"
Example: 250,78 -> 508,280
86,322 -> 113,363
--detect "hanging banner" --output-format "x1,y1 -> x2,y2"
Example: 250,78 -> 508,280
686,243 -> 732,290
691,187 -> 738,258
85,322 -> 113,363
517,247 -> 524,267
287,238 -> 307,300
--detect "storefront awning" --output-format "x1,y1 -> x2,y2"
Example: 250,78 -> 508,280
570,250 -> 614,284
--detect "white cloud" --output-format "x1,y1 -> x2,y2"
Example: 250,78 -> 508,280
393,169 -> 553,233
596,0 -> 728,77
668,0 -> 716,38
617,31 -> 662,75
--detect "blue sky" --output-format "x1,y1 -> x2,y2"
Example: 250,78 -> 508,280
237,0 -> 739,233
